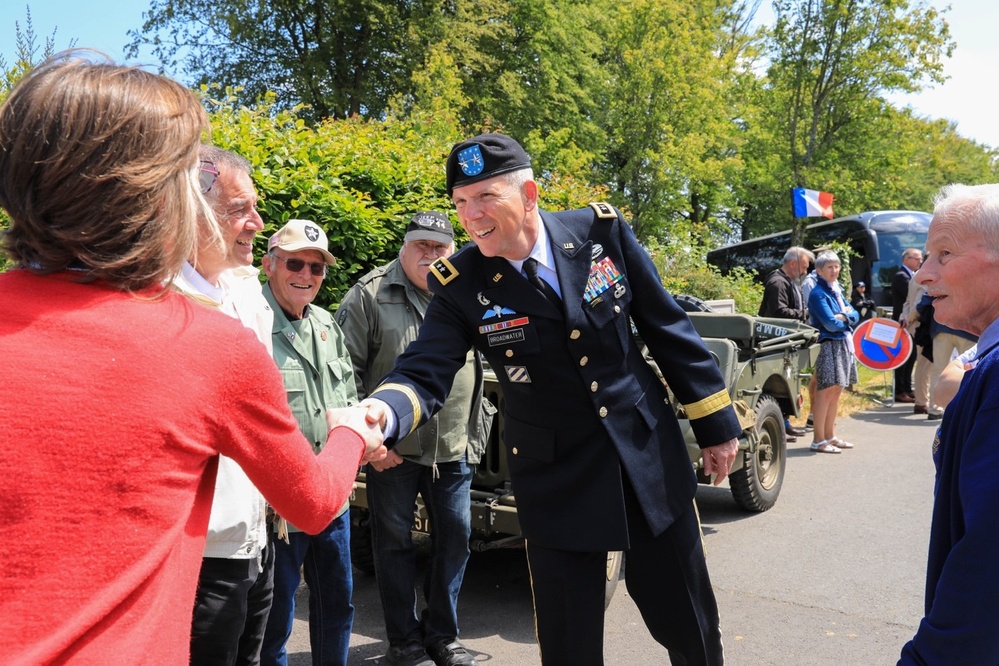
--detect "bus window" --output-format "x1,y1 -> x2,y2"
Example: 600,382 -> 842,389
707,210 -> 930,308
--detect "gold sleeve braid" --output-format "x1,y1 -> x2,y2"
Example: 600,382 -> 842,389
370,383 -> 423,438
683,389 -> 731,420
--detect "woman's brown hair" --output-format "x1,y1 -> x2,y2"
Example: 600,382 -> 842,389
0,51 -> 209,291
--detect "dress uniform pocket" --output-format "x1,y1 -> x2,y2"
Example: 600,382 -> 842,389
582,277 -> 633,354
503,414 -> 555,464
634,382 -> 660,431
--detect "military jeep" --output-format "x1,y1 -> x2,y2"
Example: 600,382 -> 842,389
349,309 -> 818,587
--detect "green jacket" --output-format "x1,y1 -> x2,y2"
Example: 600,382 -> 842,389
264,283 -> 357,531
335,258 -> 492,467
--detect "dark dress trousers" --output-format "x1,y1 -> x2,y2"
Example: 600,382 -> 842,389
373,204 -> 742,665
892,267 -> 916,394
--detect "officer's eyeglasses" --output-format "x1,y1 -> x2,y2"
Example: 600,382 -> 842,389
270,253 -> 327,277
199,160 -> 220,194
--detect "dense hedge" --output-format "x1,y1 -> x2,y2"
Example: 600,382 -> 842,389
203,89 -> 620,310
0,86 -> 761,312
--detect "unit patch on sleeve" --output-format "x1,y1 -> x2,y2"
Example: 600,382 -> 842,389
505,366 -> 532,384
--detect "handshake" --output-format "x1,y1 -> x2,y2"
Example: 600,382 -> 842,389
325,398 -> 392,463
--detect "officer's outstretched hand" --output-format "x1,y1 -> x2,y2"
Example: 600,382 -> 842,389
701,438 -> 739,485
326,406 -> 387,462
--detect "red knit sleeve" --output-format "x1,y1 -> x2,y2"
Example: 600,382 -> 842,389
211,326 -> 365,535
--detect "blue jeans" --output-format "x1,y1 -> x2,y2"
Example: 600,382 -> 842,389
260,512 -> 352,666
367,458 -> 473,646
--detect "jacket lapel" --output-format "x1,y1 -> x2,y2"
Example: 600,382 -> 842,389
541,210 -> 590,326
477,255 -> 557,320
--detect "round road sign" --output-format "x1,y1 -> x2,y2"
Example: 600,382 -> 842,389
852,317 -> 913,371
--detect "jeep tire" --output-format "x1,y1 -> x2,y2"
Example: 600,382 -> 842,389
729,395 -> 786,512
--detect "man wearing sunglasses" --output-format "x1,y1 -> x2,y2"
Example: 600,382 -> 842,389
175,145 -> 276,665
336,212 -> 491,666
260,219 -> 360,666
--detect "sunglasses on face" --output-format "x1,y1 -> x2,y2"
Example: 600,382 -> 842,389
199,160 -> 220,194
270,253 -> 327,277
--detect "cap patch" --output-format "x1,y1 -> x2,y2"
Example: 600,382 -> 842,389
458,145 -> 485,177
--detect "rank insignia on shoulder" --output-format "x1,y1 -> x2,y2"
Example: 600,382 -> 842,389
430,257 -> 458,285
589,202 -> 616,219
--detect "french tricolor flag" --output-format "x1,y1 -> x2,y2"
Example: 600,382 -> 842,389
792,188 -> 835,219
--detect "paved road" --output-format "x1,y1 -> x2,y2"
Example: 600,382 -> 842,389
286,401 -> 939,665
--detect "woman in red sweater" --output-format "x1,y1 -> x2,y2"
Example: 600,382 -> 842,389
0,53 -> 383,664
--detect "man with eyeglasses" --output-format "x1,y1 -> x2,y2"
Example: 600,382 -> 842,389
335,212 -> 491,666
174,145 -> 276,665
259,219 -> 360,666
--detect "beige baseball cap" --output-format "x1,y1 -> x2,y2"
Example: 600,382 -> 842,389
267,219 -> 336,265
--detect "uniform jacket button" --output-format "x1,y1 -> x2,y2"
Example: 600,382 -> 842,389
598,406 -> 608,417
570,329 -> 581,340
590,381 -> 598,392
579,356 -> 589,366
613,305 -> 621,313
505,349 -> 514,358
512,447 -> 519,455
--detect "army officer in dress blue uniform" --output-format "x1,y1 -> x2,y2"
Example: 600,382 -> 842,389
362,133 -> 742,666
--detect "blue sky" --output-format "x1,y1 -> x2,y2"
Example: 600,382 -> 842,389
1,0 -> 996,149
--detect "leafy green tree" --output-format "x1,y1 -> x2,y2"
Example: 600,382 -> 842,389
600,0 -> 744,243
127,0 -> 445,121
763,0 -> 953,242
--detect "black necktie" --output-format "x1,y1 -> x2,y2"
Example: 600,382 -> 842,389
523,257 -> 562,308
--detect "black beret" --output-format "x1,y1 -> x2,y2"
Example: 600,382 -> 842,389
445,132 -> 532,196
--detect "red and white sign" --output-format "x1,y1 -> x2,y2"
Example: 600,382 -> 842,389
852,317 -> 913,371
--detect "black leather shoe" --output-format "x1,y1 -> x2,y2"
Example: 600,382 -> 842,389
386,642 -> 435,666
914,405 -> 929,415
786,426 -> 807,437
895,393 -> 915,403
425,639 -> 478,666
927,413 -> 943,421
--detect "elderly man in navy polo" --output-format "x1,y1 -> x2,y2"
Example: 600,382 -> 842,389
360,133 -> 741,665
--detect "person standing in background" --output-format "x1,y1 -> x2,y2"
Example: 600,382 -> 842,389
260,220 -> 359,666
914,293 -> 978,421
807,250 -> 859,453
336,212 -> 491,666
758,246 -> 814,441
892,248 -> 924,403
850,281 -> 876,322
175,145 -> 276,666
900,274 -> 932,416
